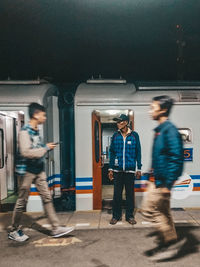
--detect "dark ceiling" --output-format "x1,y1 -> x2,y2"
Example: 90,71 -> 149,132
0,0 -> 200,83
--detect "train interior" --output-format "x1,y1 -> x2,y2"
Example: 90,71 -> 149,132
0,111 -> 24,211
101,120 -> 116,210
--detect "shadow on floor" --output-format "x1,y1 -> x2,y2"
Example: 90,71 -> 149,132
144,226 -> 200,262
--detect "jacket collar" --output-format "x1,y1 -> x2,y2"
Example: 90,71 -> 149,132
118,127 -> 132,136
154,119 -> 170,133
28,123 -> 39,133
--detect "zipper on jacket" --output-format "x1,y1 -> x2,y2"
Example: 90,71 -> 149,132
123,136 -> 126,171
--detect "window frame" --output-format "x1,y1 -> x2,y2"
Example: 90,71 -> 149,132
0,128 -> 4,169
94,120 -> 100,163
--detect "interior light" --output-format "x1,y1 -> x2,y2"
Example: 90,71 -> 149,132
106,110 -> 119,115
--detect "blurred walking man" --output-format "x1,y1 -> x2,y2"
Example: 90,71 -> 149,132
108,114 -> 142,225
8,103 -> 74,242
142,95 -> 184,260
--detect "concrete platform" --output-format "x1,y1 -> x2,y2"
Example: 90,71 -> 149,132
0,208 -> 200,232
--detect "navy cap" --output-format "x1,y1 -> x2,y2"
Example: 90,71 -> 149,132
113,114 -> 129,122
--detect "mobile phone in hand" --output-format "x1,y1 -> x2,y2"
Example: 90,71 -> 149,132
54,141 -> 62,145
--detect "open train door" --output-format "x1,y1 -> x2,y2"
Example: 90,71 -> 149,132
92,111 -> 102,210
0,114 -> 7,200
46,96 -> 61,198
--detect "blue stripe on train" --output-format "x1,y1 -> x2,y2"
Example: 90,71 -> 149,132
134,184 -> 145,188
190,175 -> 200,179
30,174 -> 61,192
173,185 -> 189,188
30,188 -> 38,192
76,186 -> 93,190
47,174 -> 61,182
76,177 -> 93,182
48,181 -> 61,187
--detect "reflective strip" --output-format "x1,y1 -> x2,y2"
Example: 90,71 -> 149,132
76,186 -> 93,190
76,190 -> 93,194
193,187 -> 200,191
76,177 -> 93,182
76,182 -> 92,186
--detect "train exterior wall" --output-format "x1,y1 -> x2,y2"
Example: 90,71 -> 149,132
0,82 -> 60,212
75,84 -> 200,210
75,106 -> 93,210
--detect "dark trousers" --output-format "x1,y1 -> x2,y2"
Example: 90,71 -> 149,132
112,172 -> 135,220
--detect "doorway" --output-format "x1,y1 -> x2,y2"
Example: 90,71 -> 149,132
0,111 -> 24,211
92,109 -> 134,210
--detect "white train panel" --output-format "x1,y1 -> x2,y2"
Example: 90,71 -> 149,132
0,82 -> 60,212
75,83 -> 200,211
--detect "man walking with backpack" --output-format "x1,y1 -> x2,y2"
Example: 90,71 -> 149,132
8,102 -> 74,242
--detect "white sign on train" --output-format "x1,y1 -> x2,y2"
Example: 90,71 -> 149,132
172,173 -> 193,200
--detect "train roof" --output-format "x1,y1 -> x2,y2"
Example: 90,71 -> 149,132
0,81 -> 57,106
75,82 -> 200,105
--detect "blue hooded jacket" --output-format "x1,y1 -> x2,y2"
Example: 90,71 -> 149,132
152,120 -> 184,189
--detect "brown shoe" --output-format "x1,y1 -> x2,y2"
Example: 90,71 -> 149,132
126,218 -> 137,225
110,218 -> 122,225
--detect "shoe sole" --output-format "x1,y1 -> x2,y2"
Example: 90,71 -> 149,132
150,249 -> 178,261
52,227 -> 75,238
110,218 -> 122,225
150,238 -> 187,261
8,235 -> 29,242
126,219 -> 137,225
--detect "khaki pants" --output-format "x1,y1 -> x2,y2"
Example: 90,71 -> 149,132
141,181 -> 177,243
12,172 -> 59,230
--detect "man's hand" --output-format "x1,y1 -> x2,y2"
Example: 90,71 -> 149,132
46,142 -> 57,150
136,171 -> 141,179
108,170 -> 114,181
160,187 -> 170,193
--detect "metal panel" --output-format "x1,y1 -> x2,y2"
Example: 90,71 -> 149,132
0,83 -> 56,105
75,95 -> 200,209
0,115 -> 7,200
5,116 -> 15,191
46,96 -> 61,197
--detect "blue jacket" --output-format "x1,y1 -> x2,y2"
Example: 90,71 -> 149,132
152,120 -> 184,190
109,129 -> 142,172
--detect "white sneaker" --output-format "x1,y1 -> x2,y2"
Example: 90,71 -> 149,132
8,229 -> 29,242
51,226 -> 74,238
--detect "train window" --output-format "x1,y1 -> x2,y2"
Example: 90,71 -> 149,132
0,129 -> 4,168
178,128 -> 192,143
94,121 -> 100,163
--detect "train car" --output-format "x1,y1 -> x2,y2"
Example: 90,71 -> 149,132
1,79 -> 200,213
0,80 -> 61,212
74,80 -> 200,211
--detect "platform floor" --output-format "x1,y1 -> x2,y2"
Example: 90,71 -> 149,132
0,208 -> 200,232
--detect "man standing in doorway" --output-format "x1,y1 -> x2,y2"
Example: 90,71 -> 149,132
8,102 -> 74,242
142,95 -> 184,260
108,114 -> 142,225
